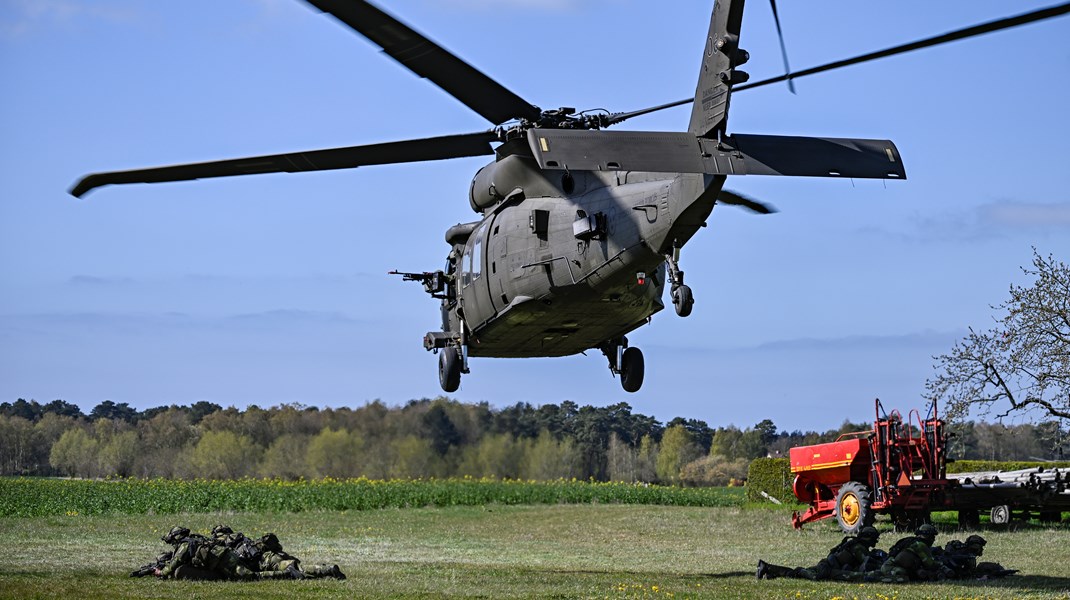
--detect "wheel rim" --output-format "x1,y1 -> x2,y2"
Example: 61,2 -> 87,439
992,505 -> 1009,524
840,493 -> 860,527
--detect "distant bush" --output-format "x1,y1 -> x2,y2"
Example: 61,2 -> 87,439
745,457 -> 793,504
679,455 -> 750,487
0,477 -> 746,518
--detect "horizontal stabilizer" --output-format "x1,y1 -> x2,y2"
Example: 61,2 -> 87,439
728,133 -> 906,179
527,129 -> 905,180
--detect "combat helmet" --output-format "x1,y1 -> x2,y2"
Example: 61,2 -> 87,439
857,526 -> 880,545
260,533 -> 283,552
161,526 -> 191,545
212,524 -> 234,538
915,523 -> 938,542
965,534 -> 986,555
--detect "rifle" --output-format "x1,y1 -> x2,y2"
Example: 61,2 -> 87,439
130,551 -> 173,578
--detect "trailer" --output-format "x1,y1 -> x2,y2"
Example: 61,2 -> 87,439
789,399 -> 1069,532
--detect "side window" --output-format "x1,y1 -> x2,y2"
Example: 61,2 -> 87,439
461,245 -> 471,288
461,225 -> 485,288
472,226 -> 484,282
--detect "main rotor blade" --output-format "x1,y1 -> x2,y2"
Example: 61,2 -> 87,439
304,0 -> 541,125
718,189 -> 777,214
631,3 -> 1070,116
737,2 -> 1070,92
69,131 -> 497,198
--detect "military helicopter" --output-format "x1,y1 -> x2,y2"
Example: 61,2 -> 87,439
70,1 -> 1069,394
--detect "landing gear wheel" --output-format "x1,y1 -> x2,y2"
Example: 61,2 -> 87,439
990,505 -> 1011,525
620,346 -> 645,393
672,285 -> 694,317
438,345 -> 461,393
835,481 -> 873,534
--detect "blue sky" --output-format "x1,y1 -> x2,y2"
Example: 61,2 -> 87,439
1,1 -> 1068,431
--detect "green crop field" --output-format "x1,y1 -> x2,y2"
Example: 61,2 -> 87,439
0,482 -> 1068,599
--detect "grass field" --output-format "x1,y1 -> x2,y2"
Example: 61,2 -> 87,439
1,503 -> 1068,599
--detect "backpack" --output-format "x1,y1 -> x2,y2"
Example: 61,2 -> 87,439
887,536 -> 919,559
235,538 -> 262,564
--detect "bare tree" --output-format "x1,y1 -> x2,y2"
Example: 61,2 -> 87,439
927,249 -> 1069,422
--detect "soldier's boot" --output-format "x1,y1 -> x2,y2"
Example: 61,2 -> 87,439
285,563 -> 306,580
761,563 -> 800,580
756,560 -> 769,580
302,564 -> 346,580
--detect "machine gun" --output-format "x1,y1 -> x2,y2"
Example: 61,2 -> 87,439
130,551 -> 173,578
389,270 -> 449,299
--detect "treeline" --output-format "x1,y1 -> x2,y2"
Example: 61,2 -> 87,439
0,398 -> 1065,482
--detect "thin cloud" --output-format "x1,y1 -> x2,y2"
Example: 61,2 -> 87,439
649,330 -> 961,355
0,0 -> 138,38
880,200 -> 1070,243
67,275 -> 136,287
977,201 -> 1070,229
1,309 -> 362,335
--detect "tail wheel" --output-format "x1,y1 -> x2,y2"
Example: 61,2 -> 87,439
438,345 -> 461,393
835,481 -> 874,534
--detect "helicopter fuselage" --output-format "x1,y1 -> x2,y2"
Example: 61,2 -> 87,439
434,150 -> 723,359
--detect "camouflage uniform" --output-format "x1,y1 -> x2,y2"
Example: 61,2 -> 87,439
757,526 -> 881,581
155,524 -> 299,581
211,525 -> 245,549
256,533 -> 346,580
156,526 -> 260,581
937,539 -> 978,578
941,535 -> 1017,580
878,524 -> 952,583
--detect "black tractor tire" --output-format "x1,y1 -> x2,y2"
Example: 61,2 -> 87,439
438,346 -> 461,393
958,509 -> 981,529
673,285 -> 694,317
620,347 -> 645,393
834,481 -> 874,534
892,510 -> 932,532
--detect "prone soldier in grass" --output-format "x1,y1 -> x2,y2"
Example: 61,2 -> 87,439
256,532 -> 346,580
938,534 -> 1017,580
877,524 -> 953,583
213,525 -> 347,580
143,525 -> 345,581
153,525 -> 300,580
756,525 -> 882,581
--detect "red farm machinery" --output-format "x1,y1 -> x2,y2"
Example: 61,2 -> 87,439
789,399 -> 1069,532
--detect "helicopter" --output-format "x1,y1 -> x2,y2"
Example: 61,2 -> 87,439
70,1 -> 1070,394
